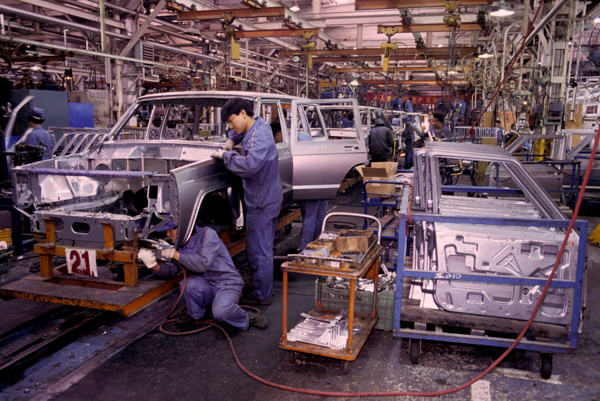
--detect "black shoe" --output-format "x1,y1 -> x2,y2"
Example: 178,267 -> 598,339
176,313 -> 201,326
241,294 -> 272,305
247,311 -> 268,329
29,262 -> 40,273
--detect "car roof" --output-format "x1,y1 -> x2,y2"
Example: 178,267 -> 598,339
137,90 -> 301,103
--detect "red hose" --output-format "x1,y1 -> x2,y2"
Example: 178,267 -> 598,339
160,124 -> 600,396
459,0 -> 544,143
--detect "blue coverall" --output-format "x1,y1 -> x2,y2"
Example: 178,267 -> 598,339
223,117 -> 282,301
156,227 -> 249,330
404,100 -> 415,123
341,117 -> 354,128
17,126 -> 54,159
297,131 -> 328,251
492,126 -> 505,146
402,121 -> 415,169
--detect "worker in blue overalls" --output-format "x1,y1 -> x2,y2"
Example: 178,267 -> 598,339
15,107 -> 54,159
211,98 -> 282,305
492,120 -> 505,146
138,222 -> 267,329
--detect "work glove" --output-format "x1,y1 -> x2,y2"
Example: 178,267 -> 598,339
161,247 -> 177,260
222,139 -> 235,151
211,149 -> 225,160
138,248 -> 157,269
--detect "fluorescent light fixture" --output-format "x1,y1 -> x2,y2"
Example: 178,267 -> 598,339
290,0 -> 300,12
350,79 -> 360,86
489,1 -> 514,17
447,70 -> 458,75
478,52 -> 493,58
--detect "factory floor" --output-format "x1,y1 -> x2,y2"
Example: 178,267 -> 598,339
1,183 -> 600,401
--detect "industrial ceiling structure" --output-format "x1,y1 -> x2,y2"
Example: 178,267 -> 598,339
0,0 -> 597,124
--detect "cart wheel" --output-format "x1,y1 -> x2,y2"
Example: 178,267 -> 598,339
342,360 -> 351,374
284,224 -> 292,235
540,353 -> 553,379
409,339 -> 420,364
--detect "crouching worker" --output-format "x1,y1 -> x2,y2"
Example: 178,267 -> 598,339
138,222 -> 268,330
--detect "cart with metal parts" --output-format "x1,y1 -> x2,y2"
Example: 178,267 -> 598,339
393,142 -> 588,379
279,213 -> 382,373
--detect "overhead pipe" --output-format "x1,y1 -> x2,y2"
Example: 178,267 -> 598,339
100,0 -> 106,52
0,3 -> 308,83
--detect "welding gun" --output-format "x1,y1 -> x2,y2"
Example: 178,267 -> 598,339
139,239 -> 176,262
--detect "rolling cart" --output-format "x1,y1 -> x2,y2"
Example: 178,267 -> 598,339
393,186 -> 588,379
279,213 -> 382,373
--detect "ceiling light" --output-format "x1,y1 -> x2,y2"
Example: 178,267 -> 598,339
489,1 -> 514,17
290,0 -> 300,12
447,70 -> 458,75
478,52 -> 493,58
64,68 -> 73,80
183,21 -> 201,36
350,79 -> 359,86
149,3 -> 157,13
594,16 -> 600,24
437,44 -> 443,48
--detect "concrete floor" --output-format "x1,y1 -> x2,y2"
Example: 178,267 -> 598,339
1,183 -> 600,401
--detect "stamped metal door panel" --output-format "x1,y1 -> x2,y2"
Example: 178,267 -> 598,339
290,98 -> 367,200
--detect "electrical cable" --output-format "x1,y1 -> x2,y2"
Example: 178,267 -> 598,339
158,122 -> 599,397
460,0 -> 544,143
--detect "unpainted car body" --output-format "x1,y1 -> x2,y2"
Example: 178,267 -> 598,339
13,91 -> 367,247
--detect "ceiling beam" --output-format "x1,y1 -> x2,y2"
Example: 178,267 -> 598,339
16,0 -> 125,29
363,80 -> 469,85
312,55 -> 477,62
281,47 -> 477,56
234,28 -> 320,38
332,66 -> 473,72
355,0 -> 492,10
177,7 -> 286,20
377,23 -> 483,33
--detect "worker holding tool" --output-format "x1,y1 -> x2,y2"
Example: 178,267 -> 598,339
369,118 -> 394,162
138,222 -> 268,329
401,115 -> 415,169
211,98 -> 282,305
14,107 -> 54,159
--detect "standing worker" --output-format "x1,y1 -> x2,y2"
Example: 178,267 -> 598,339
402,115 -> 415,169
341,111 -> 354,128
211,98 -> 282,305
492,119 -> 505,146
15,107 -> 54,159
369,118 -> 394,162
429,112 -> 447,140
138,222 -> 267,329
296,131 -> 328,251
404,97 -> 414,122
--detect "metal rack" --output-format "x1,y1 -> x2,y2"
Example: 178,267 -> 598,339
393,185 -> 587,379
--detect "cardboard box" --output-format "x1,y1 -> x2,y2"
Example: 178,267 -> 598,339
356,162 -> 398,196
335,229 -> 375,253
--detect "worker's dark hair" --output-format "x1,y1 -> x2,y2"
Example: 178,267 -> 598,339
221,98 -> 254,122
347,111 -> 354,120
432,112 -> 444,123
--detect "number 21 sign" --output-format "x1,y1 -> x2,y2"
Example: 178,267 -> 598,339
66,248 -> 98,277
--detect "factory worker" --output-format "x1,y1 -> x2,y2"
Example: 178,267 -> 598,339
369,118 -> 394,162
341,111 -> 354,128
492,120 -> 505,146
401,115 -> 415,169
211,98 -> 282,305
138,222 -> 268,329
15,107 -> 54,159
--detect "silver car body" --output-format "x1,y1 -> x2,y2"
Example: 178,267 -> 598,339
13,91 -> 367,247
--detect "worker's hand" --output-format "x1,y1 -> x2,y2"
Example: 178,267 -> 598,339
138,248 -> 157,269
161,247 -> 177,260
211,149 -> 225,160
222,139 -> 235,151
